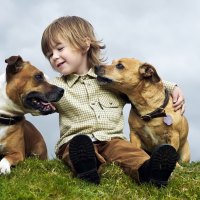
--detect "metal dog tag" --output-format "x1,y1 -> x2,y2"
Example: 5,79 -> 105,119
163,114 -> 173,126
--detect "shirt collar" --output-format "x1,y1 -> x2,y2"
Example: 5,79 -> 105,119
65,67 -> 97,88
87,67 -> 97,78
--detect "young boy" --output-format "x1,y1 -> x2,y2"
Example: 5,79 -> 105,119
41,16 -> 185,187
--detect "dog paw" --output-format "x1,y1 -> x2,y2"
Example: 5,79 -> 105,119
0,158 -> 11,174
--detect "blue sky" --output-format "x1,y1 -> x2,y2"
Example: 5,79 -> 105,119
0,0 -> 199,161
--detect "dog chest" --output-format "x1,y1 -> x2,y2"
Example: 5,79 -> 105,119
0,126 -> 9,151
138,125 -> 171,149
0,126 -> 9,139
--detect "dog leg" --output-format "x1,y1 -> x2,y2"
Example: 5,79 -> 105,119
0,152 -> 24,174
0,158 -> 11,174
130,130 -> 142,148
24,120 -> 48,160
169,131 -> 190,163
178,140 -> 190,163
30,141 -> 48,160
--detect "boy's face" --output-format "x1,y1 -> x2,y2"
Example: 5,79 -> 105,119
46,39 -> 89,75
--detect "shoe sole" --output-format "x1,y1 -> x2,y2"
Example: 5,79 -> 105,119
69,135 -> 100,184
149,144 -> 179,187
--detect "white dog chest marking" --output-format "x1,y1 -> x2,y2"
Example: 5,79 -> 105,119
0,126 -> 9,139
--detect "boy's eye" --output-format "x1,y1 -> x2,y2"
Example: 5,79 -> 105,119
116,63 -> 124,70
57,46 -> 64,51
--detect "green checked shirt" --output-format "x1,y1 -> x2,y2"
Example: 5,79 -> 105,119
51,68 -> 176,154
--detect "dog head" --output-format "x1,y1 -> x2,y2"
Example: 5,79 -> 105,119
5,55 -> 64,115
95,58 -> 160,92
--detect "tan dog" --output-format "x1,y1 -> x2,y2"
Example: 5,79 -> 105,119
95,58 -> 190,163
0,55 -> 64,174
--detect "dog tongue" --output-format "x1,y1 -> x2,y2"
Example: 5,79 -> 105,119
41,102 -> 56,111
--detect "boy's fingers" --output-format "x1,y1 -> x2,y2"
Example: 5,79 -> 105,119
174,104 -> 182,112
174,101 -> 185,115
181,103 -> 185,115
173,96 -> 184,107
172,94 -> 178,104
173,98 -> 181,107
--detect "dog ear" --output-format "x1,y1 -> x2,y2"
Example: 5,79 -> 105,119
5,55 -> 24,73
5,56 -> 24,82
139,63 -> 160,83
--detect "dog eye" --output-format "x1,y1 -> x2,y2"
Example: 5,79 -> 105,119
35,73 -> 44,82
116,63 -> 124,70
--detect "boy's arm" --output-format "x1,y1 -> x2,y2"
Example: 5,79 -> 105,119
163,80 -> 177,94
163,80 -> 185,115
122,81 -> 185,115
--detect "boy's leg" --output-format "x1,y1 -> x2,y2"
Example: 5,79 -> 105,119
57,135 -> 106,185
98,138 -> 178,187
68,135 -> 100,184
96,138 -> 150,182
138,144 -> 179,187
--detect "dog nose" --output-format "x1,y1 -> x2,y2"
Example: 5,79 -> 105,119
94,65 -> 105,75
57,87 -> 64,98
94,65 -> 100,74
46,86 -> 64,102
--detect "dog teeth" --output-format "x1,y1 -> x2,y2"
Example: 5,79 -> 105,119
42,104 -> 51,111
41,102 -> 56,111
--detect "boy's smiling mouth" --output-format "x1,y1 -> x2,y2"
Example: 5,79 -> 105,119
57,61 -> 65,68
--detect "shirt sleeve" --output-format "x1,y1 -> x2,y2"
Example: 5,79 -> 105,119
163,80 -> 177,94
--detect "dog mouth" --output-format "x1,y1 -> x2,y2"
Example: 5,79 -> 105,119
23,92 -> 57,115
97,76 -> 113,85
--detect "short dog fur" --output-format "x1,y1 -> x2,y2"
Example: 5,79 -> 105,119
95,58 -> 190,163
0,55 -> 64,174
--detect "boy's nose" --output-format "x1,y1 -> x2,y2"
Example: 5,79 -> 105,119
52,51 -> 59,60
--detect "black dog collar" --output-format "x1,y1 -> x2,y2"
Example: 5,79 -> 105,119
132,89 -> 169,122
0,114 -> 24,125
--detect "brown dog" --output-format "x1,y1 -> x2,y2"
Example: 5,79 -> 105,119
0,56 -> 64,174
95,58 -> 190,163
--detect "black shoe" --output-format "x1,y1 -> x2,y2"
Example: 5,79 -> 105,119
139,144 -> 179,187
69,135 -> 100,184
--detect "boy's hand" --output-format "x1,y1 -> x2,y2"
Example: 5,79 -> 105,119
171,86 -> 185,115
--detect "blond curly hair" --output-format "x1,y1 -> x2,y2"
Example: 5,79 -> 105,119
41,16 -> 106,68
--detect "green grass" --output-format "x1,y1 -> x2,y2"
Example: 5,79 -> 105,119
0,159 -> 199,200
